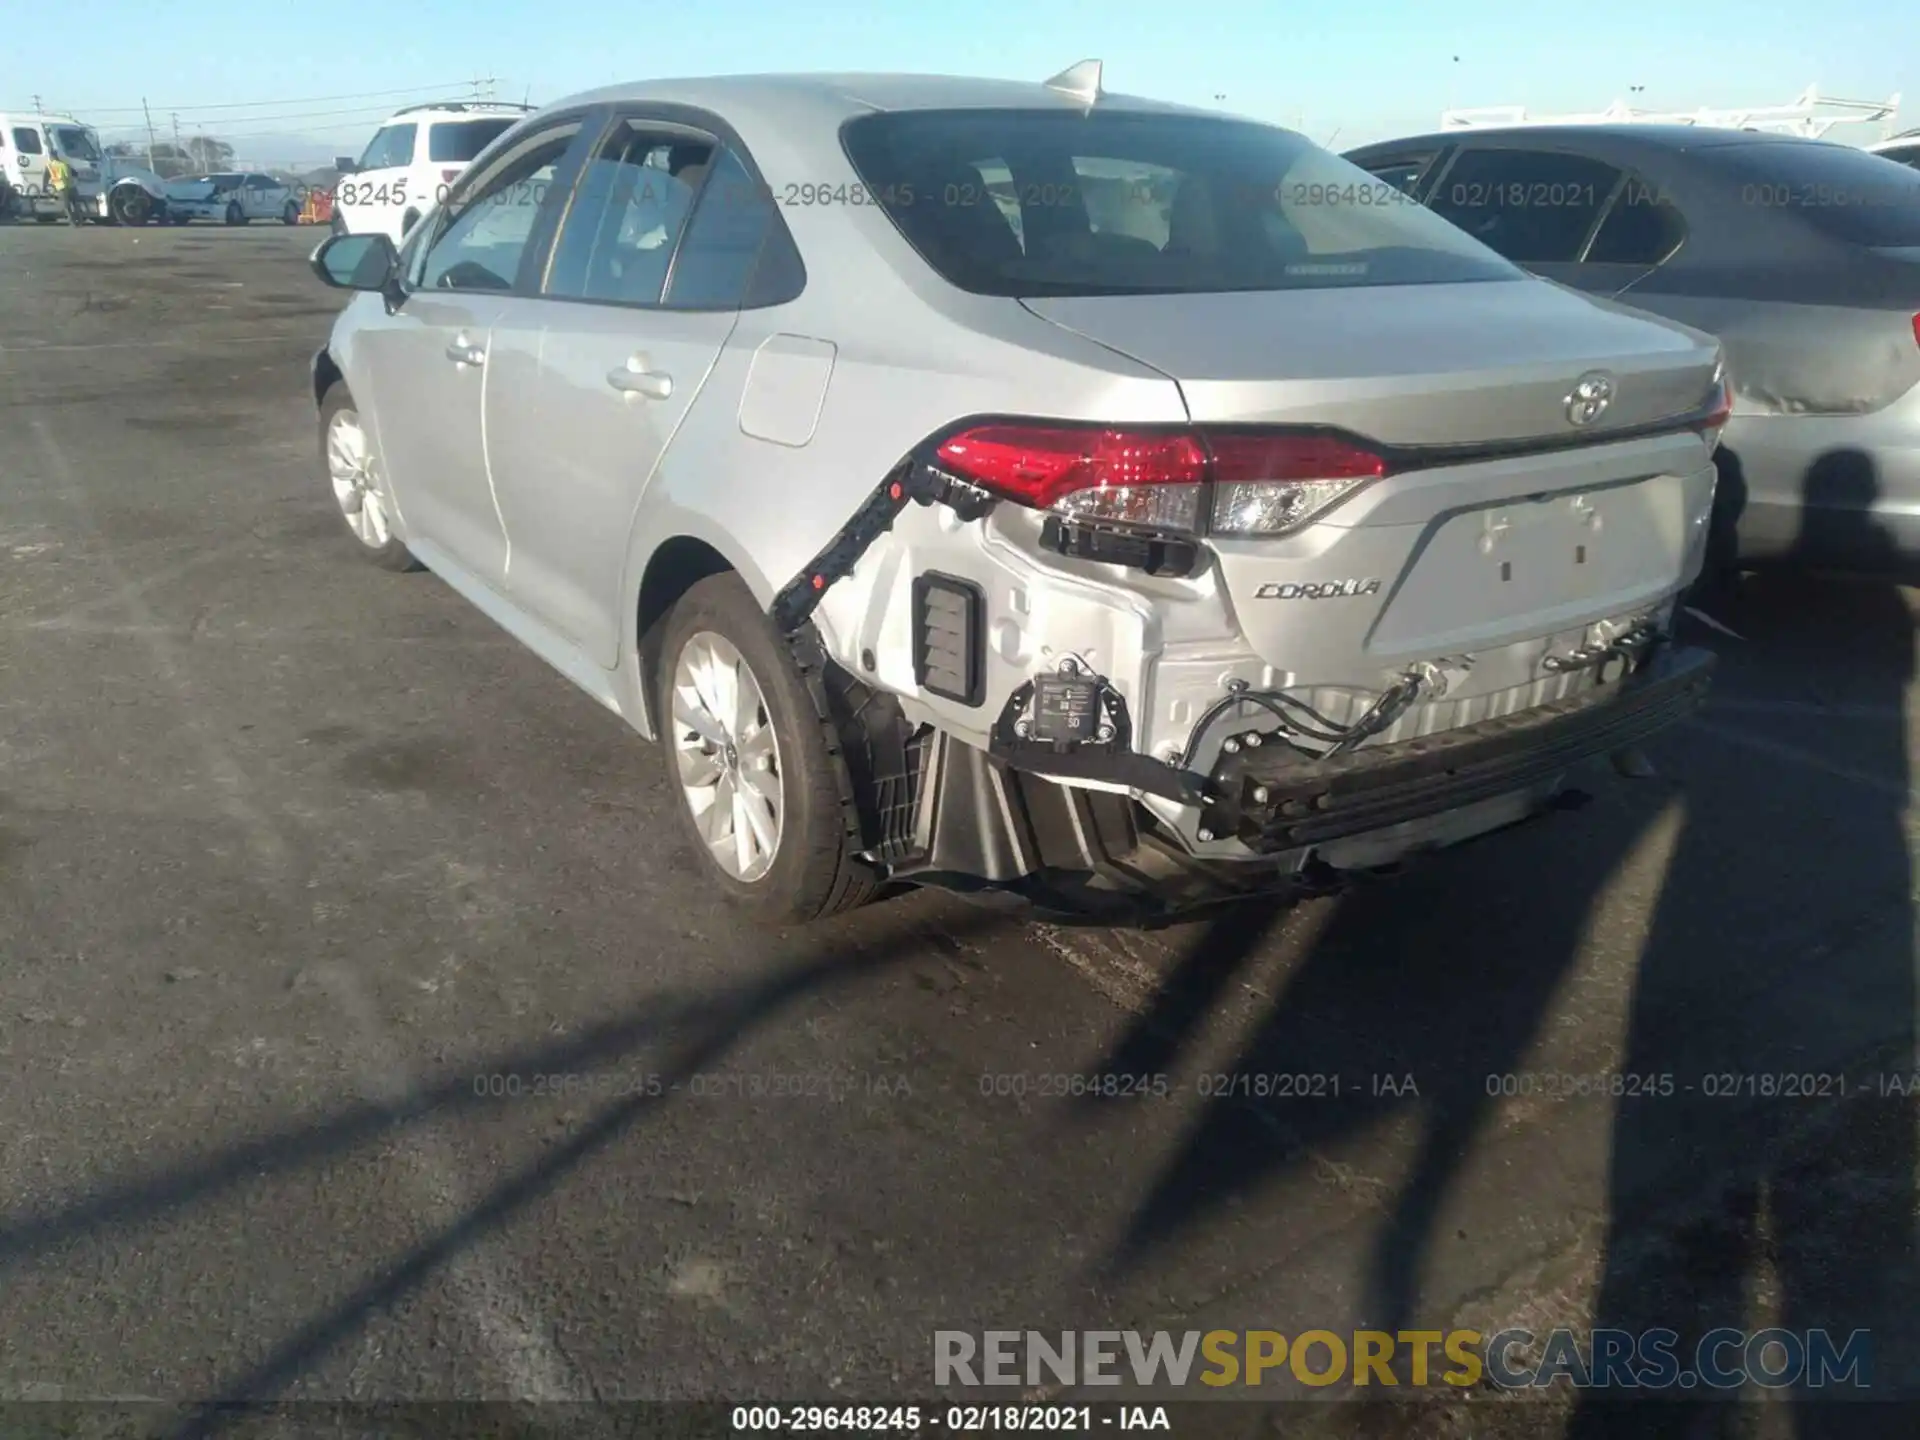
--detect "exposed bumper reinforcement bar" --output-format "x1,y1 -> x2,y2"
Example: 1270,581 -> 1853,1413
1201,645 -> 1716,854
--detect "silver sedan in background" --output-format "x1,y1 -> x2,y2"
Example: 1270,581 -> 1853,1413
305,68 -> 1725,923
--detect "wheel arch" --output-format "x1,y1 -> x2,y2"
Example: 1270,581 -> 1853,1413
634,536 -> 737,734
312,348 -> 345,410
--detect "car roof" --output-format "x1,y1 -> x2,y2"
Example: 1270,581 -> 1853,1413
385,102 -> 536,121
541,72 -> 1217,129
1348,123 -> 1826,157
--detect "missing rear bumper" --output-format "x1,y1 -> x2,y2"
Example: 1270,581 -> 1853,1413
1202,644 -> 1716,854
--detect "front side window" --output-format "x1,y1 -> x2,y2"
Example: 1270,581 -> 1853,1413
1356,156 -> 1436,196
841,109 -> 1520,297
1426,149 -> 1623,263
13,127 -> 44,156
358,124 -> 417,172
1876,144 -> 1920,171
418,124 -> 582,293
50,127 -> 101,161
545,124 -> 710,305
429,118 -> 519,164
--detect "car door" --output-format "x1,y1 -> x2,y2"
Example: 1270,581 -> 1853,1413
482,116 -> 774,666
10,123 -> 47,206
1422,146 -> 1627,289
244,173 -> 278,218
353,117 -> 591,591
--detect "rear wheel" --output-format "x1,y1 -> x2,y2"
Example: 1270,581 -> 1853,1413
282,199 -> 300,225
657,573 -> 878,923
319,382 -> 423,573
225,200 -> 245,226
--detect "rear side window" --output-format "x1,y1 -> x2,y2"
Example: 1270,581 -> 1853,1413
840,109 -> 1520,297
13,127 -> 43,155
1585,180 -> 1686,265
1427,149 -> 1621,263
429,118 -> 518,164
1713,142 -> 1920,246
664,146 -> 795,308
1875,145 -> 1920,170
358,123 -> 417,172
544,123 -> 708,305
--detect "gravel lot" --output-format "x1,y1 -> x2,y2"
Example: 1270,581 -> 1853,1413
0,222 -> 1915,1436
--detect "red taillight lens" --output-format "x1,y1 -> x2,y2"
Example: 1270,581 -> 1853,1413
932,423 -> 1388,536
1207,433 -> 1390,484
1912,312 -> 1920,349
935,426 -> 1207,507
441,168 -> 461,183
935,426 -> 1210,532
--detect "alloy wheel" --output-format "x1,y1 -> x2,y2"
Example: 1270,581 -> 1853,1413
670,631 -> 784,883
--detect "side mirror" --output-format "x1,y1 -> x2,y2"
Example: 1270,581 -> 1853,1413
310,231 -> 400,292
334,157 -> 358,174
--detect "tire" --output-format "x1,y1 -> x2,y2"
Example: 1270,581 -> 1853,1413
109,186 -> 152,225
225,200 -> 245,226
283,200 -> 300,225
656,573 -> 879,923
318,382 -> 423,573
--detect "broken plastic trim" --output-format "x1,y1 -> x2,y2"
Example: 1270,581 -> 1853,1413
769,457 -> 997,635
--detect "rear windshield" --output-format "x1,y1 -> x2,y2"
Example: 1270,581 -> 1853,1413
358,123 -> 417,171
840,109 -> 1521,296
1712,142 -> 1920,247
429,118 -> 518,163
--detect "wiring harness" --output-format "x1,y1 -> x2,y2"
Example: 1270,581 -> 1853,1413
1176,672 -> 1430,771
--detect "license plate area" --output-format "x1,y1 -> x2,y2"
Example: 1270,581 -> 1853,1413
1368,475 -> 1686,656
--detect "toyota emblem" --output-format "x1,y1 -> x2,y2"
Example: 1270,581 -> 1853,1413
1565,371 -> 1615,427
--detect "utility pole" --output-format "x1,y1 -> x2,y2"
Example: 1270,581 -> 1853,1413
142,98 -> 159,169
30,93 -> 43,113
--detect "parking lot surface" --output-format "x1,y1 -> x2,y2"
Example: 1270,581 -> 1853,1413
1,225 -> 1916,1431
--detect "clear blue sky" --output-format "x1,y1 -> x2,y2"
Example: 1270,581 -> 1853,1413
12,0 -> 1913,162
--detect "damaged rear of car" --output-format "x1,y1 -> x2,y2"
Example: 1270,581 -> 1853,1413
750,96 -> 1724,920
308,72 -> 1724,925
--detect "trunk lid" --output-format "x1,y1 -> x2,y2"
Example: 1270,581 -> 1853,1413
1021,278 -> 1719,442
1021,279 -> 1723,684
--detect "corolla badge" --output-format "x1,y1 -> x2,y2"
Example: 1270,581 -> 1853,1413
1254,578 -> 1382,600
1565,371 -> 1615,427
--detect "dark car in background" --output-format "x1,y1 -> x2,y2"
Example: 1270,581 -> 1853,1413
1344,126 -> 1920,580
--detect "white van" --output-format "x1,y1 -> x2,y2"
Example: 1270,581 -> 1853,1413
0,111 -> 169,223
331,101 -> 532,242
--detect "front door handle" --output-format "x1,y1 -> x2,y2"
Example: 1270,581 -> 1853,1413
606,361 -> 672,400
444,338 -> 486,366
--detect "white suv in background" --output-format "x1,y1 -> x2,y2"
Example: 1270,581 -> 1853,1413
331,101 -> 532,242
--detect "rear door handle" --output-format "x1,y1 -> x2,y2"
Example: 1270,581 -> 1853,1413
444,338 -> 486,366
606,362 -> 672,400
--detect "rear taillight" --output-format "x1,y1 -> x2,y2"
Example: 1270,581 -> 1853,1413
1208,432 -> 1388,536
1912,312 -> 1920,349
930,424 -> 1387,538
441,168 -> 460,183
1691,356 -> 1733,445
